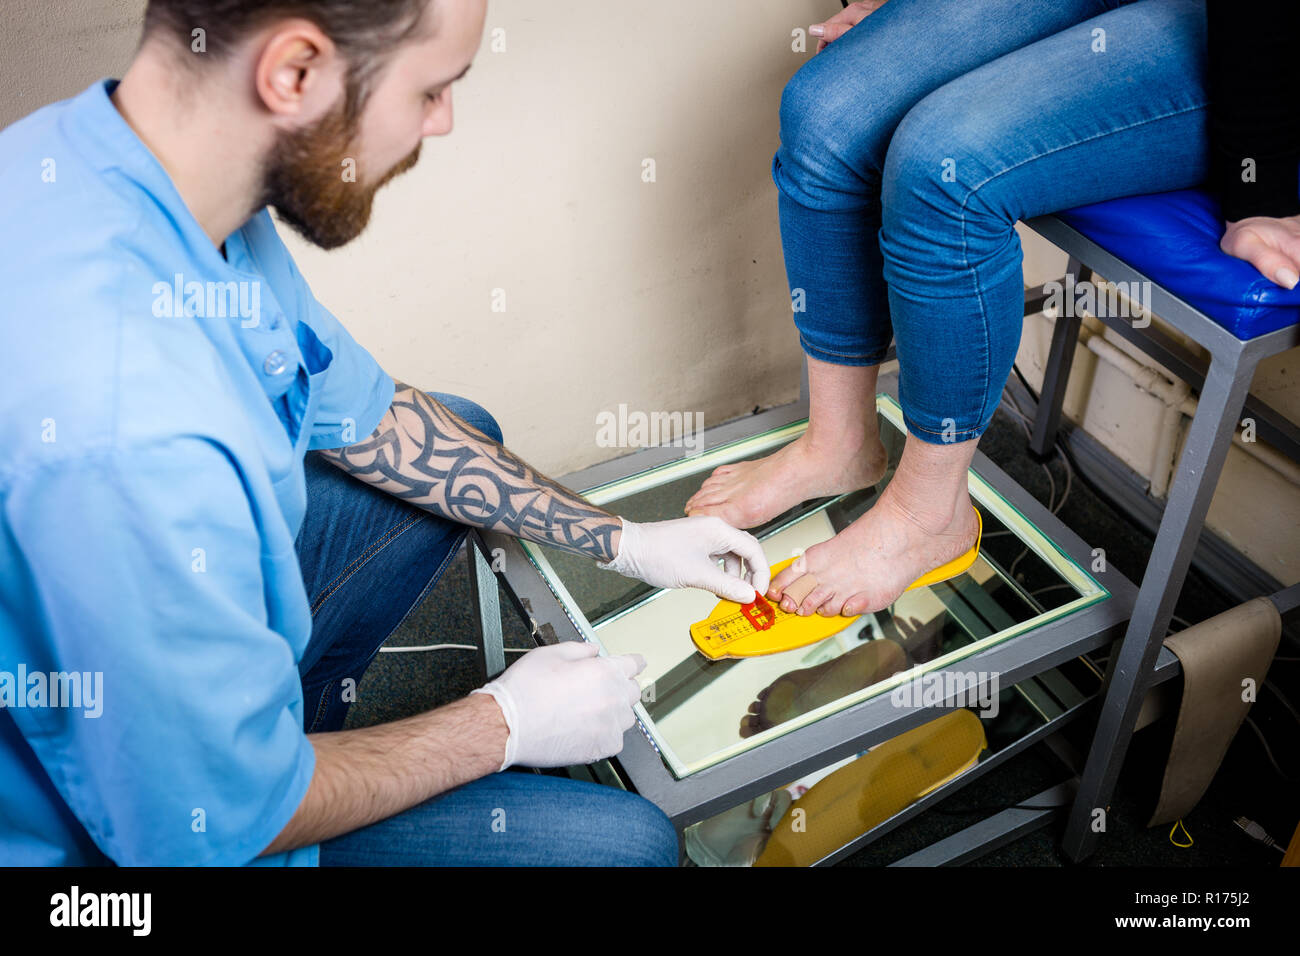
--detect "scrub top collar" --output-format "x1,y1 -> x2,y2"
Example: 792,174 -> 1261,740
69,78 -> 332,437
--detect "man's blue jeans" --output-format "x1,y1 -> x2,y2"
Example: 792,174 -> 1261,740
775,0 -> 1207,443
293,391 -> 678,866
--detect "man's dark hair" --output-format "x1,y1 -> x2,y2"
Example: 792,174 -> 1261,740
143,0 -> 433,120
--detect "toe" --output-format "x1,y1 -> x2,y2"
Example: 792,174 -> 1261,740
689,490 -> 725,509
816,592 -> 848,617
782,572 -> 818,607
685,500 -> 722,519
798,584 -> 833,616
840,590 -> 877,617
766,562 -> 805,600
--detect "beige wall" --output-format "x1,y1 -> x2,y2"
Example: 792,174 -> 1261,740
0,0 -> 143,130
1,0 -> 826,476
290,0 -> 826,474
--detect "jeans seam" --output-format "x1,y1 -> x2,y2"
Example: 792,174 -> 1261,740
955,101 -> 1208,428
799,333 -> 892,365
303,523 -> 469,701
307,678 -> 333,733
957,101 -> 1209,218
906,416 -> 982,440
310,511 -> 427,615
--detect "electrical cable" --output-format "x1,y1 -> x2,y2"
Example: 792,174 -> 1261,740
1000,380 -> 1075,517
1234,816 -> 1287,853
1029,583 -> 1078,599
1263,678 -> 1300,727
992,386 -> 1061,571
1052,443 -> 1073,515
1242,715 -> 1295,783
379,643 -> 531,654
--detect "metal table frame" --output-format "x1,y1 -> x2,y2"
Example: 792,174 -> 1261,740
467,366 -> 1152,864
1021,214 -> 1300,861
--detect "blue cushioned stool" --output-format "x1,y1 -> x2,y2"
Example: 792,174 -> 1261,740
1021,189 -> 1300,861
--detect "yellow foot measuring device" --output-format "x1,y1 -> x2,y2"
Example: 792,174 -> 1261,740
689,506 -> 983,660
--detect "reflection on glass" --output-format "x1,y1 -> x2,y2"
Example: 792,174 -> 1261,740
523,394 -> 1108,778
683,655 -> 1105,866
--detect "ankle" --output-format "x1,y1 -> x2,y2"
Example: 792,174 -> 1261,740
880,481 -> 960,534
802,421 -> 882,460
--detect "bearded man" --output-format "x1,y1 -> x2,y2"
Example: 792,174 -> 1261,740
0,0 -> 770,866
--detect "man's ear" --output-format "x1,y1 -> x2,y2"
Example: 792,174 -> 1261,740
252,18 -> 343,121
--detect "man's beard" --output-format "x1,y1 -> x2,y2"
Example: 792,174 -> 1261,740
260,96 -> 422,250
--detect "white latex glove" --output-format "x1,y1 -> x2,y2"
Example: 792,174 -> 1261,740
596,516 -> 771,603
470,641 -> 645,770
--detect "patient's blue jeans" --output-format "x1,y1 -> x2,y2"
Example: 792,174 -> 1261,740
294,392 -> 678,866
775,0 -> 1207,443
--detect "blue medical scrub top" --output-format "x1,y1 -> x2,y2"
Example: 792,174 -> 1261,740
0,80 -> 395,865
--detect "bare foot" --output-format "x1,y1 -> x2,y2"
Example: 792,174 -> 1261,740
740,638 -> 908,737
767,486 -> 980,617
684,431 -> 887,529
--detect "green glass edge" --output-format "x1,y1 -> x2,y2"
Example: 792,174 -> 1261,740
519,393 -> 1113,777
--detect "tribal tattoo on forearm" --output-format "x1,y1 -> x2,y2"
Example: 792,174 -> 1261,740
318,381 -> 622,562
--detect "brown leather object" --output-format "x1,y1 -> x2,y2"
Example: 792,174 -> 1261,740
1148,597 -> 1282,827
1283,821 -> 1300,867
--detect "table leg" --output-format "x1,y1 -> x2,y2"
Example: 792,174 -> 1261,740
466,531 -> 507,682
1062,351 -> 1256,860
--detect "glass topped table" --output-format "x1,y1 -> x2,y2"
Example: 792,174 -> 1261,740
485,375 -> 1137,855
521,393 -> 1109,778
